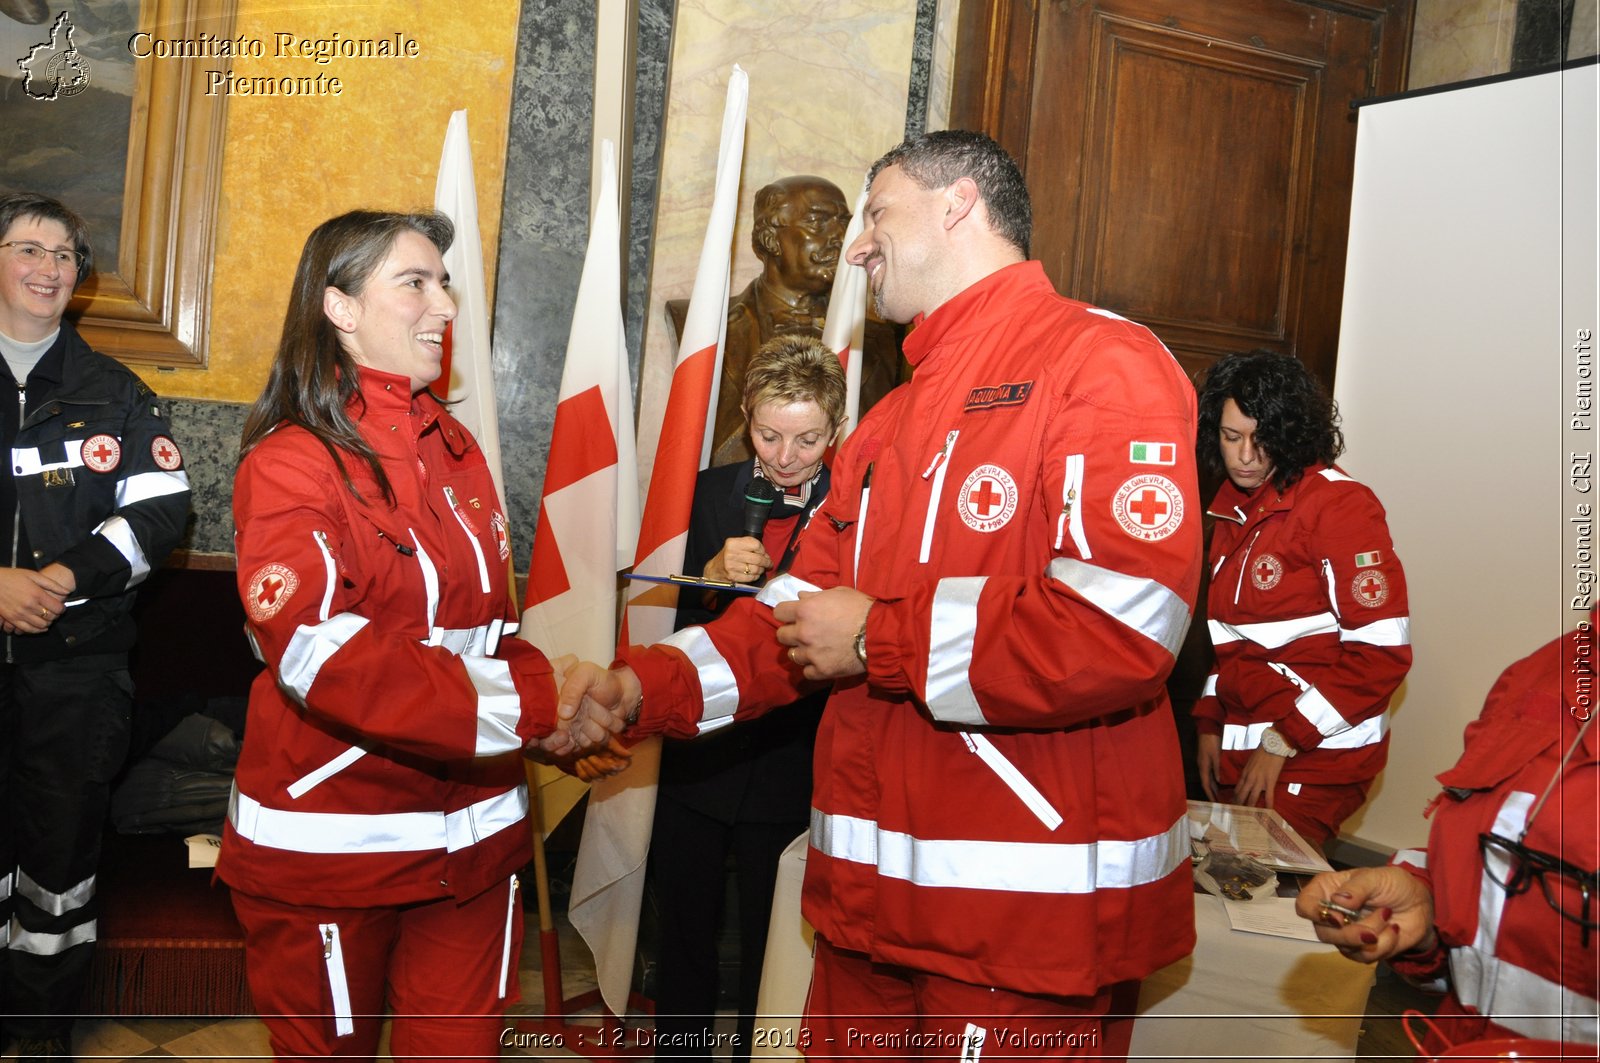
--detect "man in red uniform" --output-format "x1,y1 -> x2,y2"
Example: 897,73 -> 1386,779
564,131 -> 1202,1059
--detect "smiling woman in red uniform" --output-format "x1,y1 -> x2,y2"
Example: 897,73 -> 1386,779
222,211 -> 606,1060
1192,351 -> 1412,850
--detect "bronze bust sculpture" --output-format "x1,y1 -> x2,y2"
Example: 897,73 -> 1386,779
669,174 -> 903,466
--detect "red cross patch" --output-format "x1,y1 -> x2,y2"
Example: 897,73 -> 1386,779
1351,568 -> 1390,609
956,464 -> 1017,533
1251,553 -> 1283,591
81,434 -> 121,473
491,511 -> 511,562
150,435 -> 183,471
246,563 -> 300,622
1112,474 -> 1184,542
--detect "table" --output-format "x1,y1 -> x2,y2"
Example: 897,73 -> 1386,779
754,834 -> 1375,1061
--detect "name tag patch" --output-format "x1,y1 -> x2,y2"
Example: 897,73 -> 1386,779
964,381 -> 1034,411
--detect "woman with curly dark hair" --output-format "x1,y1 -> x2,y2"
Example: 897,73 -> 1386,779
1192,351 -> 1412,850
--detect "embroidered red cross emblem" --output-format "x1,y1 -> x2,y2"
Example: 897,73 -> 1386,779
1255,560 -> 1276,583
967,478 -> 1003,517
1128,488 -> 1170,527
155,442 -> 175,464
1357,574 -> 1384,602
257,575 -> 285,608
90,442 -> 115,464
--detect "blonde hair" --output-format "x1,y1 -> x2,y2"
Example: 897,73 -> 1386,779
742,335 -> 847,429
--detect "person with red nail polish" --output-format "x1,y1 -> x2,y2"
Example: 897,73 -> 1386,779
1294,619 -> 1598,1053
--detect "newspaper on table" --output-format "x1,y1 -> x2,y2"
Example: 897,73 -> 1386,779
1187,802 -> 1333,941
1187,800 -> 1334,874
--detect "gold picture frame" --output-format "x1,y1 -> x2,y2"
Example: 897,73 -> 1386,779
67,0 -> 236,369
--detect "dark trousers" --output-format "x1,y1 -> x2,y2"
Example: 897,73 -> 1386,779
0,655 -> 132,1040
650,795 -> 806,1063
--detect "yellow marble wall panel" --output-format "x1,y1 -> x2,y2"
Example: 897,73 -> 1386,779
636,0 -> 919,483
1409,0 -> 1517,89
152,0 -> 520,402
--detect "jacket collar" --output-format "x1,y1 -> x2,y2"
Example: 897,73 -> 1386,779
351,367 -> 469,457
1206,463 -> 1333,525
901,260 -> 1053,368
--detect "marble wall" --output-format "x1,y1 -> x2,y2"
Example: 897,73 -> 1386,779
1409,0 -> 1520,87
633,0 -> 923,488
1408,0 -> 1597,89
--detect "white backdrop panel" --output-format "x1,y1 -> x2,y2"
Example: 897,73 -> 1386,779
1331,63 -> 1597,849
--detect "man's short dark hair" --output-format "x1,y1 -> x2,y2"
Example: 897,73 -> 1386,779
868,131 -> 1031,257
0,192 -> 94,286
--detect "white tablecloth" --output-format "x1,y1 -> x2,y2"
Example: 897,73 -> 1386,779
754,834 -> 1375,1062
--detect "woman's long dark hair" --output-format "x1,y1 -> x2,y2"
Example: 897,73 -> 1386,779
1196,350 -> 1343,493
239,210 -> 453,506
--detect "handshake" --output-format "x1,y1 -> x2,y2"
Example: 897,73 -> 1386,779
531,657 -> 643,775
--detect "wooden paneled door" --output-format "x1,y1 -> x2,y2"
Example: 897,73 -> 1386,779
951,0 -> 1414,387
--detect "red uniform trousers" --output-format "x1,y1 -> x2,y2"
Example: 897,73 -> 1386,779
802,936 -> 1139,1061
231,877 -> 522,1062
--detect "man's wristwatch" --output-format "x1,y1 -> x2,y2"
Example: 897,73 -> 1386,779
853,624 -> 868,666
1260,727 -> 1298,758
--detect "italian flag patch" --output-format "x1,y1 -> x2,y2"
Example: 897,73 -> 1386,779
1355,550 -> 1383,567
1129,441 -> 1177,465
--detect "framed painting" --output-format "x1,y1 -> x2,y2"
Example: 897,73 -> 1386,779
0,0 -> 234,368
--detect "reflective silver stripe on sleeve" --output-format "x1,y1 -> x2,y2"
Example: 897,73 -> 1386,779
91,514 -> 150,587
0,870 -> 10,902
430,620 -> 504,656
925,576 -> 987,726
811,810 -> 1189,894
1342,617 -> 1411,647
16,869 -> 93,916
1222,720 -> 1271,750
1209,612 -> 1339,649
659,626 -> 740,734
462,654 -> 523,755
1224,714 -> 1386,751
278,613 -> 371,704
230,783 -> 528,854
9,919 -> 96,956
116,468 -> 189,507
1270,661 -> 1389,745
1048,556 -> 1190,657
755,572 -> 821,607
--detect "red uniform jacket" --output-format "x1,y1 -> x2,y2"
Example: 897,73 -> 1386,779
1391,623 -> 1598,1045
625,261 -> 1202,997
220,369 -> 556,908
1194,465 -> 1411,784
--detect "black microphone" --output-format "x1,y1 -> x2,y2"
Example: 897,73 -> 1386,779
742,478 -> 779,538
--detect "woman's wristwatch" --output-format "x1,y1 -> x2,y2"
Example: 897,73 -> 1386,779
1260,727 -> 1299,758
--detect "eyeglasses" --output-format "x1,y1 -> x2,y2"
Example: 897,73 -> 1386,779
1,240 -> 86,273
1479,830 -> 1599,946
